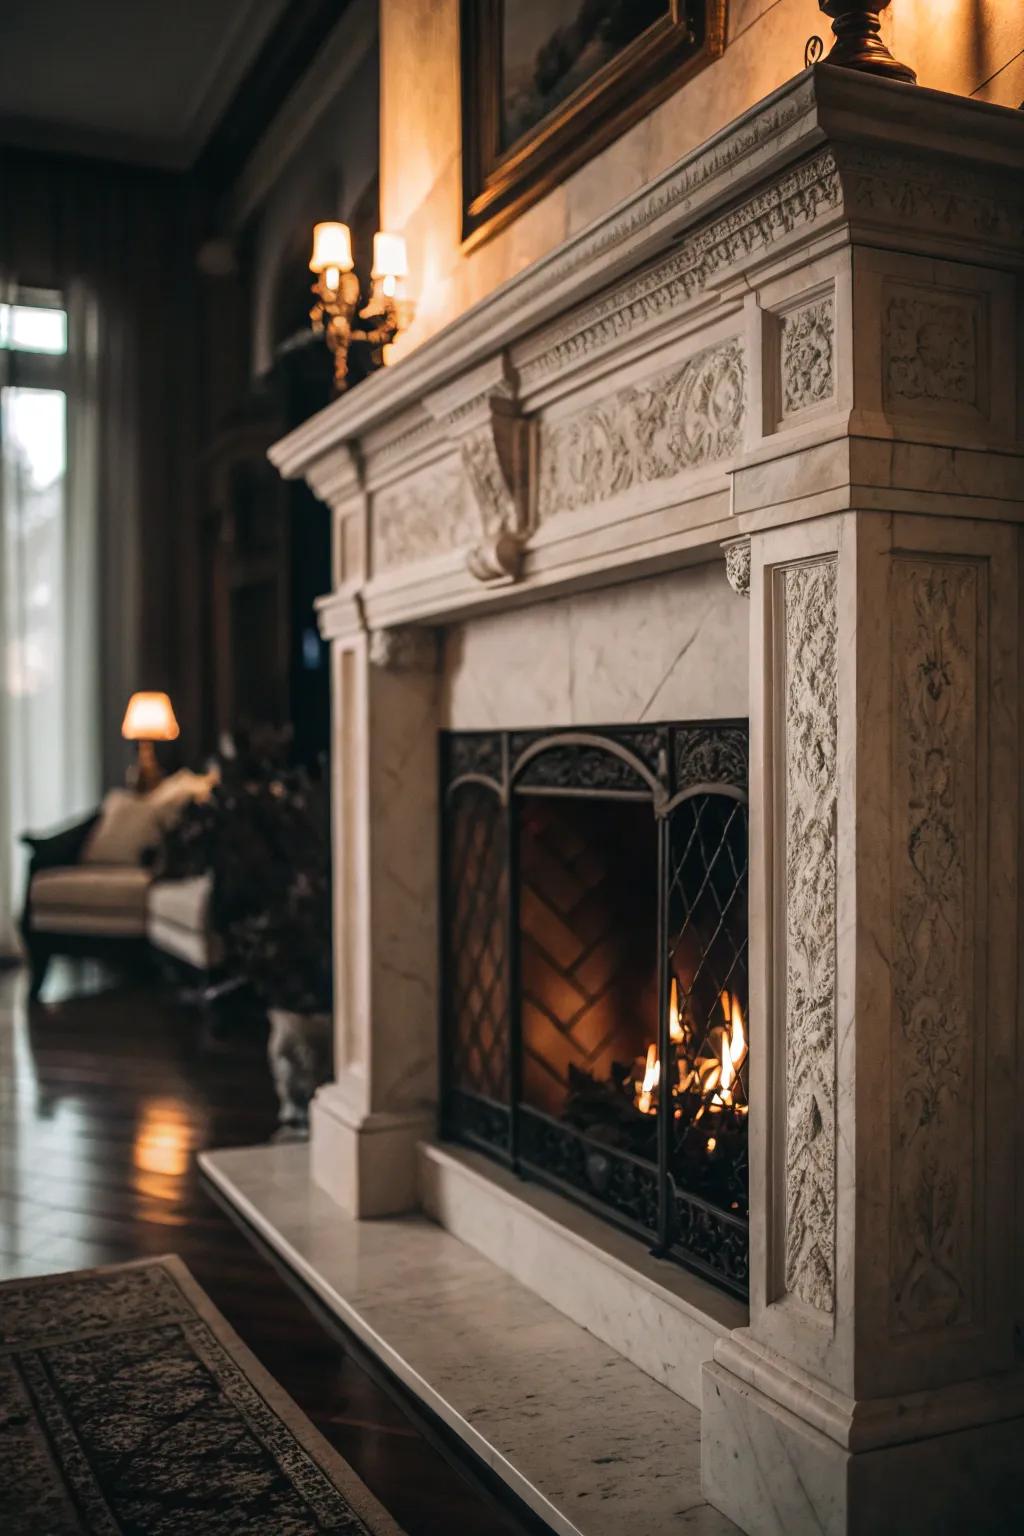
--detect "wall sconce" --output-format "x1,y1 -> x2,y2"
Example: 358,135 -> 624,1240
309,223 -> 414,394
309,221 -> 361,395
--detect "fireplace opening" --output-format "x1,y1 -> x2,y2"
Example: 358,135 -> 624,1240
440,723 -> 749,1297
519,796 -> 658,1122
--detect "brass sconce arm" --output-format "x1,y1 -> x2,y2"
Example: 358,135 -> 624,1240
357,285 -> 416,372
310,266 -> 361,395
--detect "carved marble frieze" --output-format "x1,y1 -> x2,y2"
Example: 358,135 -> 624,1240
537,338 -> 745,519
519,152 -> 841,389
840,144 -> 1024,253
781,558 -> 838,1315
883,289 -> 979,411
372,459 -> 475,572
781,296 -> 835,416
516,75 -> 821,305
890,558 -> 978,1334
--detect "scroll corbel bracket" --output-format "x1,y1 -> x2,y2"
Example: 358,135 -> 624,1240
460,404 -> 532,584
722,535 -> 751,598
429,358 -> 533,587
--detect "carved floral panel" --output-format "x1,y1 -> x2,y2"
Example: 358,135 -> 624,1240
890,558 -> 978,1333
884,290 -> 979,411
537,337 -> 745,519
781,296 -> 835,415
781,558 -> 838,1314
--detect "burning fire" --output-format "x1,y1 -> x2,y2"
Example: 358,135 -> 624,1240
669,977 -> 684,1044
636,1043 -> 660,1115
632,979 -> 747,1128
717,988 -> 747,1106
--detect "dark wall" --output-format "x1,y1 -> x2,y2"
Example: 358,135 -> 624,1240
192,29 -> 380,769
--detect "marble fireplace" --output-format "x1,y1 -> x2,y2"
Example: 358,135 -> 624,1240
203,65 -> 1024,1536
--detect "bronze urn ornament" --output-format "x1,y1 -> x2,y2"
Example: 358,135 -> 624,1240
817,0 -> 917,83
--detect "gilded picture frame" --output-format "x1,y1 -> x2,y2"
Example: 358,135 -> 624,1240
460,0 -> 728,251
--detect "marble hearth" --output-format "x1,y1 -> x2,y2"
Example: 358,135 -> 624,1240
206,66 -> 1024,1536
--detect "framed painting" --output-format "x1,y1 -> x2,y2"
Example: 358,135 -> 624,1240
460,0 -> 727,250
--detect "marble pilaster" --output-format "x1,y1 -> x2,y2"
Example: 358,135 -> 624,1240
310,607 -> 441,1217
701,508 -> 1024,1534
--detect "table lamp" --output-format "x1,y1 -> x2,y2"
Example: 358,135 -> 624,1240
121,692 -> 179,793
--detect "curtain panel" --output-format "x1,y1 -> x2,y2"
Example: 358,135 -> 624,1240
0,146 -> 202,781
0,148 -> 201,952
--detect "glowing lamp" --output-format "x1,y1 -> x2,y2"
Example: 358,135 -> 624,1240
121,691 -> 179,793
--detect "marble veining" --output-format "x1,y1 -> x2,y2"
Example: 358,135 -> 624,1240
442,562 -> 749,731
201,1143 -> 740,1536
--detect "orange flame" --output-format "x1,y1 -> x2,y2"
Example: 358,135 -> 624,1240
636,1042 -> 660,1115
669,977 -> 684,1044
718,993 -> 747,1104
634,987 -> 747,1126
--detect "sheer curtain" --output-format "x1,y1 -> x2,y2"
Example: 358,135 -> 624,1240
0,284 -> 101,955
0,148 -> 200,957
0,272 -> 16,954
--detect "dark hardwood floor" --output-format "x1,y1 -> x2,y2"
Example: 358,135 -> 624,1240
0,962 -> 542,1536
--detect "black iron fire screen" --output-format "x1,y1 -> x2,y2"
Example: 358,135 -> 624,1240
440,721 -> 749,1298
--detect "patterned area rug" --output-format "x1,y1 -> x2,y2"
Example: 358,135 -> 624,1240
0,1255 -> 406,1535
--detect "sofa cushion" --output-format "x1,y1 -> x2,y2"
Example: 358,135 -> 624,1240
147,875 -> 220,970
31,866 -> 151,936
80,790 -> 166,866
81,772 -> 217,867
147,873 -> 212,932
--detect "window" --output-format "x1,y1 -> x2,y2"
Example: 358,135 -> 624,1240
1,288 -> 71,942
0,300 -> 68,356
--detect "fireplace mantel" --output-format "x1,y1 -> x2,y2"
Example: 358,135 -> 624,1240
271,64 -> 1023,643
251,62 -> 1024,1536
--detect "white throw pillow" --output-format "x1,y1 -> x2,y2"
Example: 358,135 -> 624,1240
81,790 -> 166,866
81,771 -> 216,866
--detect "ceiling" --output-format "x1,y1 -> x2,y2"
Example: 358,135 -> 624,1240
0,0 -> 289,169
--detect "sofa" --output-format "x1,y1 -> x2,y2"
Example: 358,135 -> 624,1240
21,771 -> 220,999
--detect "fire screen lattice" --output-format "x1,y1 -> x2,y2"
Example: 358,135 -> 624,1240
444,783 -> 509,1108
440,721 -> 749,1298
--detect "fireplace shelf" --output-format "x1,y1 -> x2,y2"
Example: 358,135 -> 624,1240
440,719 -> 750,1299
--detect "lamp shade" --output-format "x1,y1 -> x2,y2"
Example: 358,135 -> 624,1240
371,231 -> 408,280
121,692 -> 179,742
309,221 -> 353,274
